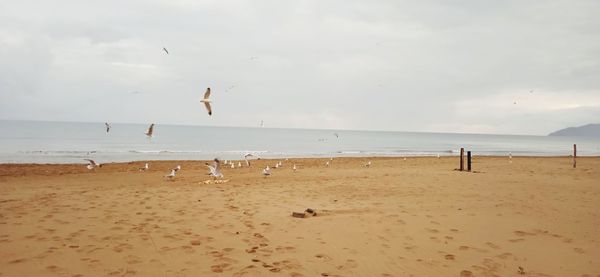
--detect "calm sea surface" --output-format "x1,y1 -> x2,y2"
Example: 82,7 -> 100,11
1,120 -> 599,164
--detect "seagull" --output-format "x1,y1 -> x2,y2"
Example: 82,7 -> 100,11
200,87 -> 212,116
139,163 -> 149,171
145,123 -> 155,138
244,153 -> 255,166
105,122 -> 111,133
84,159 -> 101,170
224,160 -> 229,165
325,161 -> 330,167
436,154 -> 440,158
206,158 -> 224,179
165,169 -> 176,179
262,166 -> 271,177
236,161 -> 241,168
363,161 -> 371,168
172,165 -> 181,172
274,163 -> 279,169
163,47 -> 169,55
293,164 -> 297,172
230,163 -> 235,169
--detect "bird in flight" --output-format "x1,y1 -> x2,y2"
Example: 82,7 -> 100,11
105,122 -> 111,133
206,158 -> 224,179
163,47 -> 169,55
200,87 -> 213,116
84,159 -> 101,170
225,85 -> 236,92
333,133 -> 339,138
244,153 -> 256,167
145,123 -> 155,138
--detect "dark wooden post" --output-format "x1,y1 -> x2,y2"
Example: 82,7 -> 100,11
467,151 -> 472,171
459,148 -> 464,171
573,144 -> 577,168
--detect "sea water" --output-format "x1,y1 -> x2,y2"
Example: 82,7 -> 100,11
0,120 -> 599,164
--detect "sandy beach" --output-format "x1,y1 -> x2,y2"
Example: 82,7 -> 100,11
1,156 -> 599,276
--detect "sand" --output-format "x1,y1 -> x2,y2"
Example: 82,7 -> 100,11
1,156 -> 599,276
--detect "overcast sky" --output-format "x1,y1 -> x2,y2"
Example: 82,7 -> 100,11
1,0 -> 599,135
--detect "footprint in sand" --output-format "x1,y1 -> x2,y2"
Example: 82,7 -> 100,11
486,242 -> 500,249
444,254 -> 455,260
315,254 -> 333,261
460,270 -> 473,277
211,263 -> 230,273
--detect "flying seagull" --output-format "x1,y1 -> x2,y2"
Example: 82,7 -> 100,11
84,159 -> 101,170
105,122 -> 111,133
163,47 -> 169,54
244,153 -> 255,166
139,163 -> 149,171
145,123 -> 154,138
200,87 -> 212,116
206,158 -> 224,179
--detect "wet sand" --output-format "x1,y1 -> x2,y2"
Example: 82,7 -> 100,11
1,156 -> 599,276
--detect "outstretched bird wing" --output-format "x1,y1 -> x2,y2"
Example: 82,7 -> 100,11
147,124 -> 154,136
203,87 -> 211,100
163,48 -> 169,54
204,102 -> 212,116
84,159 -> 97,166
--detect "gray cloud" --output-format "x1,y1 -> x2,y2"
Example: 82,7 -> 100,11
1,0 -> 599,135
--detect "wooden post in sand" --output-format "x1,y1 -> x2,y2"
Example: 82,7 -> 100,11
467,151 -> 472,172
459,148 -> 465,171
573,144 -> 577,168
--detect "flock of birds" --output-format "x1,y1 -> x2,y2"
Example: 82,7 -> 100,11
83,47 -> 355,180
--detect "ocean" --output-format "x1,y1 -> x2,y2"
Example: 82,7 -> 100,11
1,120 -> 599,164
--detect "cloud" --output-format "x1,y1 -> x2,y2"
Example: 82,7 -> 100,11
0,0 -> 599,135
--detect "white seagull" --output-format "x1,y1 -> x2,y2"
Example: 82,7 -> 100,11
262,166 -> 271,177
230,163 -> 235,169
244,153 -> 255,167
105,122 -> 111,133
206,158 -> 224,179
165,169 -> 176,179
84,159 -> 101,170
145,123 -> 155,138
293,164 -> 297,172
200,87 -> 213,116
363,161 -> 372,168
139,163 -> 149,171
172,165 -> 181,172
325,161 -> 330,167
238,161 -> 242,168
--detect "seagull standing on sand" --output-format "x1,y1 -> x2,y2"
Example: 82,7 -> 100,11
293,164 -> 297,172
206,158 -> 224,179
200,87 -> 213,116
105,122 -> 111,133
231,163 -> 235,169
139,163 -> 149,171
363,161 -> 372,168
238,161 -> 242,168
84,159 -> 101,170
326,161 -> 330,167
145,124 -> 155,138
165,169 -> 176,179
172,165 -> 181,172
262,166 -> 271,177
163,47 -> 169,54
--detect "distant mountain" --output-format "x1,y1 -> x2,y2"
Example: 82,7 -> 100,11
548,124 -> 600,137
